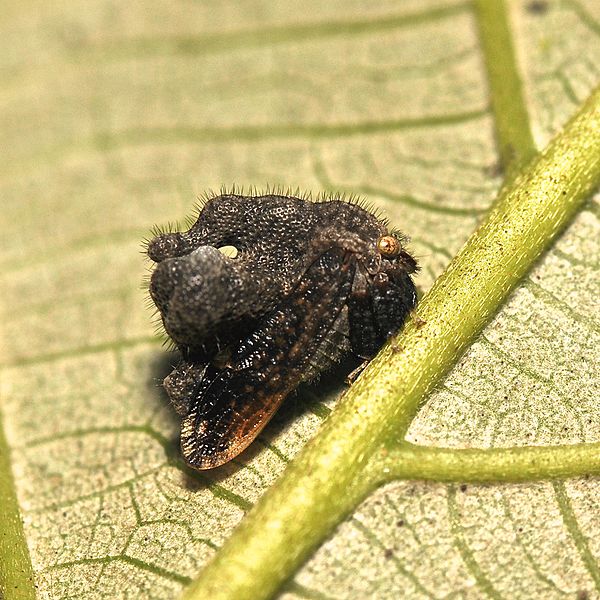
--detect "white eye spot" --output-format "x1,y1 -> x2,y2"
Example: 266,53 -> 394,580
218,245 -> 239,259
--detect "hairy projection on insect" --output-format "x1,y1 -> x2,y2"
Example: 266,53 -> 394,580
147,193 -> 418,469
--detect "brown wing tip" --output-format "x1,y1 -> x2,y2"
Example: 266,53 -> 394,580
182,448 -> 234,470
179,414 -> 256,471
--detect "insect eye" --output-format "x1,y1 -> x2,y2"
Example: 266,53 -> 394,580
377,235 -> 401,257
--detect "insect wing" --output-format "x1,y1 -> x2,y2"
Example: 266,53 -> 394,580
181,248 -> 356,469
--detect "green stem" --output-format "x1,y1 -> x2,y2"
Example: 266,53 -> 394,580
370,442 -> 600,485
0,411 -> 35,600
474,0 -> 537,172
182,86 -> 600,600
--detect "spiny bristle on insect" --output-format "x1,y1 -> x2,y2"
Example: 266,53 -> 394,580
340,190 -> 362,204
315,189 -> 336,203
318,189 -> 368,209
144,294 -> 156,312
189,192 -> 214,225
140,271 -> 154,293
389,227 -> 412,245
317,191 -> 387,223
153,323 -> 175,350
150,220 -> 183,238
171,187 -> 390,218
300,188 -> 314,201
256,183 -> 295,198
342,193 -> 379,215
149,304 -> 162,320
183,214 -> 197,232
209,184 -> 317,204
190,187 -> 391,214
220,183 -> 246,197
190,185 -> 255,223
163,339 -> 177,352
149,315 -> 169,342
140,236 -> 153,252
149,223 -> 163,238
198,188 -> 217,203
151,314 -> 164,332
248,184 -> 262,197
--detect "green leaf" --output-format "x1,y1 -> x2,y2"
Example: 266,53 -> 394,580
1,2 -> 599,600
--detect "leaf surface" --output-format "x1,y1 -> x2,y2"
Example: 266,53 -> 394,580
0,1 -> 599,598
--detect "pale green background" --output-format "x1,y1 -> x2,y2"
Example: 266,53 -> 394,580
1,1 -> 599,598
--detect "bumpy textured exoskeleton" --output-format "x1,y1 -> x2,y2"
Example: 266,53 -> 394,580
147,194 -> 418,469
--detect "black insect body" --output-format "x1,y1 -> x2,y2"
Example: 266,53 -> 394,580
147,193 -> 418,470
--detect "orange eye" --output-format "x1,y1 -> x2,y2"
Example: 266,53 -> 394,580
377,235 -> 400,257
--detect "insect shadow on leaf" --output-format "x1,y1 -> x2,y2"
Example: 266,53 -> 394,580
145,191 -> 418,470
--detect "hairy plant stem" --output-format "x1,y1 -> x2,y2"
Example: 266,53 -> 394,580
183,85 -> 600,600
